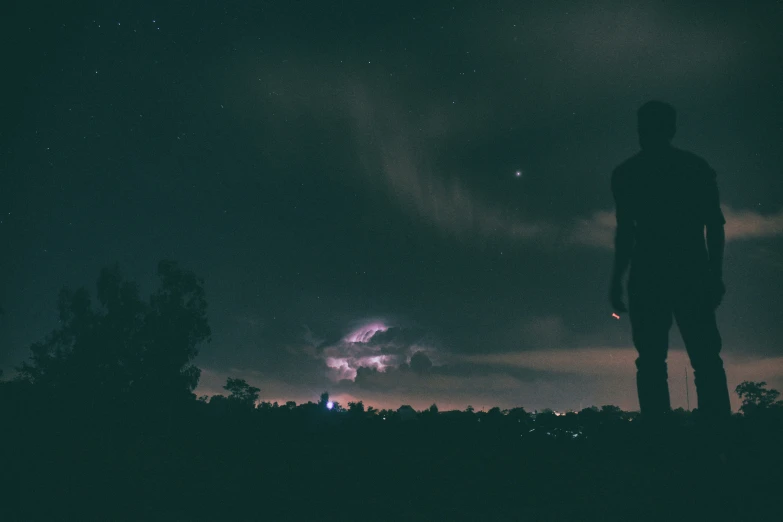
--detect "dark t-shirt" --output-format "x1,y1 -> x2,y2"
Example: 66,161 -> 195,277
611,146 -> 725,277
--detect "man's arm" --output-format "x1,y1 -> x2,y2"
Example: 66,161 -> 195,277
706,223 -> 725,278
703,164 -> 726,307
610,170 -> 634,312
612,221 -> 635,279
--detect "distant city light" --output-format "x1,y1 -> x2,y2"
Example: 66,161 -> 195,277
326,401 -> 334,410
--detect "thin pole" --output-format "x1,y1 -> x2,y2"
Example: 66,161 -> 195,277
685,367 -> 690,411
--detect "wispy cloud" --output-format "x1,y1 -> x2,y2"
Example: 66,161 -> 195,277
569,211 -> 616,249
570,206 -> 783,249
346,88 -> 552,243
723,207 -> 783,241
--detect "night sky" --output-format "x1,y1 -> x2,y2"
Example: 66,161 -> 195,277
2,1 -> 782,411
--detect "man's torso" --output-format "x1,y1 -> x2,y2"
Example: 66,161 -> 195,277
612,146 -> 723,279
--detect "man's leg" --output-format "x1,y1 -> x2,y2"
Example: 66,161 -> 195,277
629,279 -> 673,419
674,292 -> 731,421
675,287 -> 732,459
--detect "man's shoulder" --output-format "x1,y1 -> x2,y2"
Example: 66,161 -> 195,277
612,152 -> 644,179
670,147 -> 714,176
613,148 -> 714,179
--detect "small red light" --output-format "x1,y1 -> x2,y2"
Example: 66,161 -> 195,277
611,313 -> 621,320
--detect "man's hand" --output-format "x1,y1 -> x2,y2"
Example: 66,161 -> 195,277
707,275 -> 726,310
610,278 -> 628,314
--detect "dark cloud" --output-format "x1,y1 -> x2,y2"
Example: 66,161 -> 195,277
367,327 -> 426,347
409,351 -> 433,374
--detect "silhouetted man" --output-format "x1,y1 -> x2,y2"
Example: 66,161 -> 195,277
610,101 -> 731,428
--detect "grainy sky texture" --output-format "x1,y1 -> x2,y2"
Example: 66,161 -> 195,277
1,1 -> 782,411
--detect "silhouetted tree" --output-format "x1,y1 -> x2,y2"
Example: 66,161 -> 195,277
224,377 -> 260,409
670,407 -> 693,426
206,394 -> 229,416
508,407 -> 530,424
379,408 -> 396,420
481,406 -> 502,425
319,392 -> 330,408
535,409 -> 557,428
736,381 -> 782,415
577,406 -> 602,432
16,261 -> 210,407
562,411 -> 580,430
348,400 -> 365,415
398,405 -> 416,421
600,405 -> 626,424
420,403 -> 439,420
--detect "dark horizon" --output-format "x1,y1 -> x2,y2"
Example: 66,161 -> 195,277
2,1 -> 782,413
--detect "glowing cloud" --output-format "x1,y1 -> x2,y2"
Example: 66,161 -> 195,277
322,320 -> 432,381
345,322 -> 388,343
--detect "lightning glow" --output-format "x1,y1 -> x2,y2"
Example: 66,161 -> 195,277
345,322 -> 388,343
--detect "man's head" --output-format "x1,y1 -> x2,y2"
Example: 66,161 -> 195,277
637,100 -> 676,150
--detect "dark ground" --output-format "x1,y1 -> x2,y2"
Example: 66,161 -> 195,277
2,399 -> 780,522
